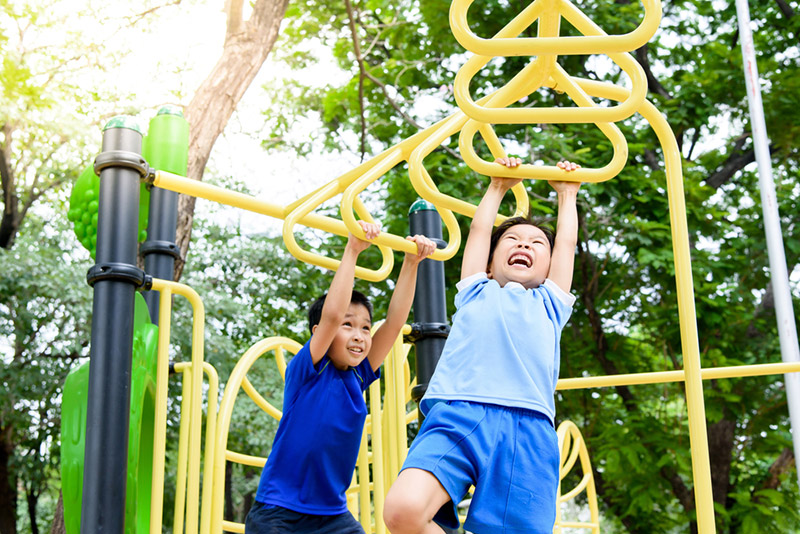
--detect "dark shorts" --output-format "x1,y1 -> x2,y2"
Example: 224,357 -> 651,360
244,501 -> 365,534
402,400 -> 559,534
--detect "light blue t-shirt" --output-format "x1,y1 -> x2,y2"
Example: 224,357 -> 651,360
420,272 -> 575,424
255,339 -> 379,514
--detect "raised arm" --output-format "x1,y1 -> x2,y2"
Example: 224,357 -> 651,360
368,235 -> 436,371
547,163 -> 581,293
461,157 -> 522,280
309,221 -> 379,364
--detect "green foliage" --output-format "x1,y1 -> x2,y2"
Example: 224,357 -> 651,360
0,211 -> 93,532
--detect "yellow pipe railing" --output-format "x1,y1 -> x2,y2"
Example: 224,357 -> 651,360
148,279 -> 208,534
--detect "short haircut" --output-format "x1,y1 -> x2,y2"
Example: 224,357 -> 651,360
487,215 -> 556,268
308,290 -> 373,334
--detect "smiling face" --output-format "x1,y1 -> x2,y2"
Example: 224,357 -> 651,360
316,302 -> 373,370
487,223 -> 552,289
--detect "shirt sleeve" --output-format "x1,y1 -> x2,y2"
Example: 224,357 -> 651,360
353,358 -> 381,392
541,279 -> 576,329
283,340 -> 318,409
455,272 -> 489,309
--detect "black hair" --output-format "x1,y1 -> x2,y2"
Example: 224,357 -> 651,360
308,290 -> 373,334
487,215 -> 556,268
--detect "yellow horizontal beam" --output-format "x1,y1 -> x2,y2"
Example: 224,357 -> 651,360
556,361 -> 800,390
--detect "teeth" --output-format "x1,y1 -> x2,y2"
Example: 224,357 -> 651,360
509,254 -> 531,267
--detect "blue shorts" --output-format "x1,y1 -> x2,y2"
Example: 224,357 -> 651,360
244,501 -> 364,534
401,400 -> 559,534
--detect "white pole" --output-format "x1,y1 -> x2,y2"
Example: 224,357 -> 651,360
735,0 -> 800,488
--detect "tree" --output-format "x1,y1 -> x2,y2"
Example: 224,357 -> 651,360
0,213 -> 93,534
175,0 -> 291,280
257,1 -> 800,531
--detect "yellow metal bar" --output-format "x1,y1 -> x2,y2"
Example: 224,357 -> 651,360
211,337 -> 302,534
173,367 -> 191,534
149,284 -> 173,534
557,361 -> 800,390
224,450 -> 267,468
449,0 -> 661,55
199,362 -> 219,534
221,520 -> 244,533
241,376 -> 283,420
451,3 -> 648,125
369,381 -> 386,534
356,425 -> 371,531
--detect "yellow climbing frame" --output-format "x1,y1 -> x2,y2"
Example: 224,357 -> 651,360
139,1 -> 800,532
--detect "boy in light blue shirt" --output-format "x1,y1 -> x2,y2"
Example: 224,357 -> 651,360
384,158 -> 581,534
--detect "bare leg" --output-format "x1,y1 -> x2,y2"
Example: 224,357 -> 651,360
383,468 -> 452,534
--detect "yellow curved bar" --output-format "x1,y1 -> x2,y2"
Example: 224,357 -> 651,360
282,177 -> 394,282
149,279 -> 206,534
450,0 -> 661,55
555,421 -> 599,534
241,376 -> 283,420
452,32 -> 647,125
211,337 -> 302,534
572,79 -> 714,533
405,99 -> 530,224
459,110 -> 628,183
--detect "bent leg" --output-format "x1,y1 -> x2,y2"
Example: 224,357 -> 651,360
383,468 -> 451,534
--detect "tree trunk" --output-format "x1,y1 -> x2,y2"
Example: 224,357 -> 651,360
49,493 -> 65,534
707,418 -> 736,507
174,0 -> 290,281
0,137 -> 20,250
0,429 -> 17,534
26,489 -> 38,534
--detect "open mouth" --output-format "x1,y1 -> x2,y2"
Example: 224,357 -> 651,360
508,252 -> 532,268
348,347 -> 364,355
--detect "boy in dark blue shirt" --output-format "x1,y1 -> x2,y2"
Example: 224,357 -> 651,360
245,220 -> 436,534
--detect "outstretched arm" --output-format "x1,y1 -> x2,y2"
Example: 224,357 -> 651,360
368,235 -> 437,371
548,164 -> 581,293
461,157 -> 522,280
309,221 -> 379,364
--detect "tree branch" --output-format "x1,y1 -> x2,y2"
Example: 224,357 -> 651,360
759,447 -> 794,490
775,0 -> 794,19
344,0 -> 368,161
636,44 -> 672,100
705,135 -> 757,189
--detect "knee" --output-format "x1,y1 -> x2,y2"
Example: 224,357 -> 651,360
383,490 -> 428,533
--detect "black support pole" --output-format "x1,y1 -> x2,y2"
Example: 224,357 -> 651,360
142,183 -> 179,321
81,117 -> 149,534
141,106 -> 188,322
408,199 -> 450,418
407,199 -> 456,534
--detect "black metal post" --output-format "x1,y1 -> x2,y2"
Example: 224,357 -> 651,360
81,117 -> 149,534
408,199 -> 450,418
407,199 -> 456,534
141,107 -> 188,322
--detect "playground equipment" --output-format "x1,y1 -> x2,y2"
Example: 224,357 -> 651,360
62,1 -> 800,533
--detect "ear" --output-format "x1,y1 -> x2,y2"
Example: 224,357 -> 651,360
311,324 -> 318,335
486,264 -> 493,279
